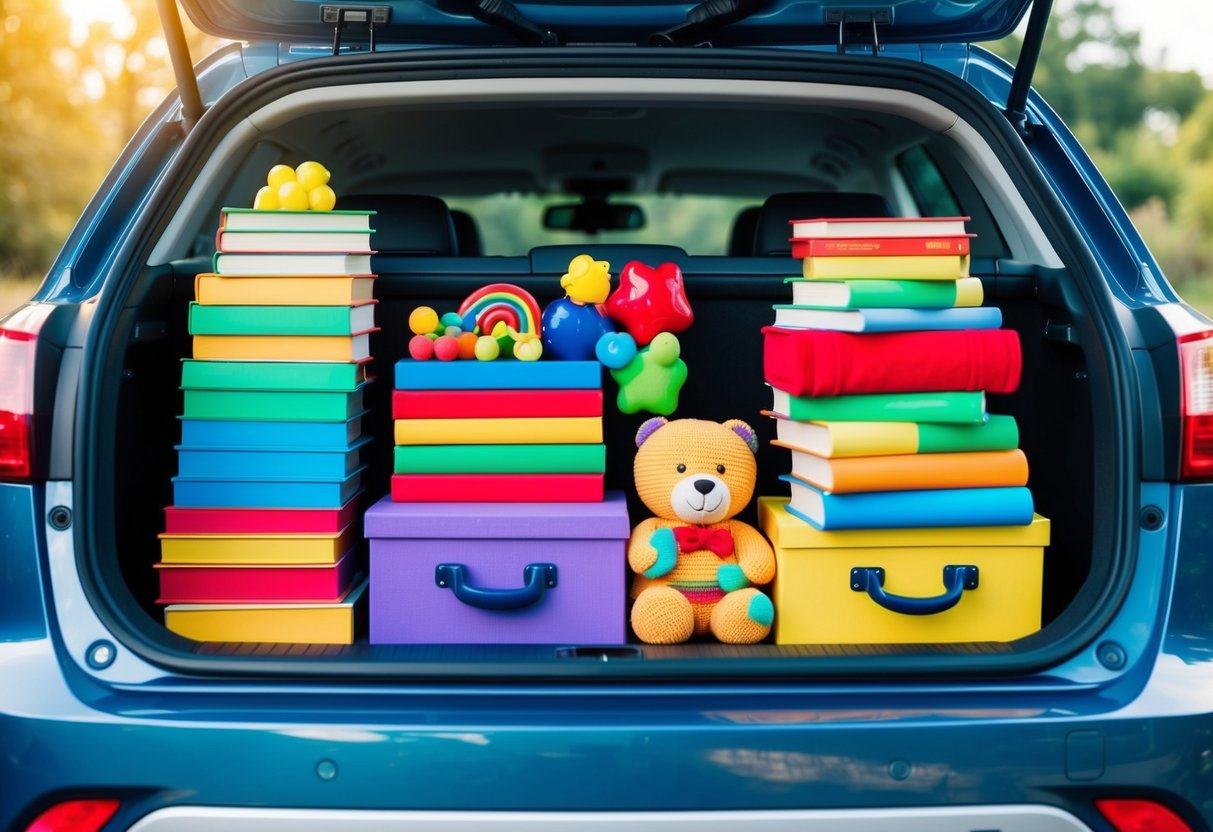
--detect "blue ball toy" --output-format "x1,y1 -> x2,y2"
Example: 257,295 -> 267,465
541,297 -> 615,361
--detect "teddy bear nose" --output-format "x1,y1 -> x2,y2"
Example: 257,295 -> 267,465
693,479 -> 716,495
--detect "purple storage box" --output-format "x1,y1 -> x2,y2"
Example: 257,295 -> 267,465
364,492 -> 630,644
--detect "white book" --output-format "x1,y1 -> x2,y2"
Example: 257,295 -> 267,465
789,216 -> 971,239
220,208 -> 375,232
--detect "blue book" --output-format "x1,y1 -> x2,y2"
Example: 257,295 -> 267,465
175,436 -> 370,479
770,305 -> 1002,333
395,359 -> 601,390
172,467 -> 365,509
780,475 -> 1035,530
178,414 -> 366,449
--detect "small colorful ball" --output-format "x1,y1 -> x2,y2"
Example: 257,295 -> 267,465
456,331 -> 479,359
253,185 -> 280,210
474,335 -> 500,361
266,164 -> 296,189
514,337 -> 543,362
295,160 -> 330,191
443,326 -> 463,340
440,312 -> 464,330
408,333 -> 435,360
307,184 -> 336,212
433,335 -> 460,361
277,181 -> 309,211
409,306 -> 439,336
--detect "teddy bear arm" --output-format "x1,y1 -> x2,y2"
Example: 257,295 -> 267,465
730,522 -> 777,585
626,518 -> 665,574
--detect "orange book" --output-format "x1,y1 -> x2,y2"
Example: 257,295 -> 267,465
785,447 -> 1028,494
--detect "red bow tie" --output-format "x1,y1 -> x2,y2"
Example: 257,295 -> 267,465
672,526 -> 735,558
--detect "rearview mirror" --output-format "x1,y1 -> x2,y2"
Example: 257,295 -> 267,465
544,201 -> 645,233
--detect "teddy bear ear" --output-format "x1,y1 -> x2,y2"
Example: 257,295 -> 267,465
635,417 -> 668,448
723,419 -> 759,455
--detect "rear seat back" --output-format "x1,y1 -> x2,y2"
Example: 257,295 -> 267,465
752,192 -> 894,256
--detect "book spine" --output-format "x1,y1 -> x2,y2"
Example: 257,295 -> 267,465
163,502 -> 359,534
790,235 -> 973,258
802,254 -> 970,281
916,414 -> 1019,453
762,326 -> 1022,397
189,303 -> 371,336
164,600 -> 360,645
394,359 -> 602,390
390,473 -> 605,502
776,392 -> 986,423
182,389 -> 362,422
176,446 -> 364,480
784,479 -> 1036,530
157,553 -> 355,604
392,388 -> 603,419
394,443 -> 607,474
181,360 -> 361,391
179,418 -> 363,449
159,528 -> 353,564
794,449 -> 1029,493
393,416 -> 603,445
171,476 -> 359,509
192,334 -> 370,362
195,275 -> 374,306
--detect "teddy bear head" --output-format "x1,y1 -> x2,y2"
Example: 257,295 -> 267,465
633,417 -> 760,525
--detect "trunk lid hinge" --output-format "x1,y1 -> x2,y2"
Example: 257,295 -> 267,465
155,0 -> 206,134
824,7 -> 891,56
1004,0 -> 1054,141
323,5 -> 391,55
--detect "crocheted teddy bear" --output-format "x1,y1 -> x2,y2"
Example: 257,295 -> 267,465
627,417 -> 776,644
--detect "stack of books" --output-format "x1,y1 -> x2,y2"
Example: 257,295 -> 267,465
762,215 -> 1040,531
157,207 -> 377,645
391,358 -> 607,502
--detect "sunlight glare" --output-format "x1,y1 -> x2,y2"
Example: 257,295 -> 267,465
59,0 -> 136,46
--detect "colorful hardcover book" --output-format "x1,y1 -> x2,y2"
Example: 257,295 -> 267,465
181,385 -> 367,422
394,443 -> 606,474
171,467 -> 364,509
789,235 -> 973,258
779,475 -> 1035,530
179,414 -> 365,448
789,216 -> 971,239
783,448 -> 1029,493
770,413 -> 1019,457
394,359 -> 601,390
390,473 -> 604,502
180,359 -> 369,392
163,494 -> 362,535
158,522 -> 360,565
220,207 -> 374,232
195,275 -> 376,307
394,416 -> 603,445
784,277 -> 984,309
765,388 -> 986,424
216,229 -> 374,253
176,436 -> 370,479
192,332 -> 373,362
391,388 -> 603,419
771,305 -> 1002,333
211,251 -> 374,276
156,551 -> 358,603
801,254 -> 970,280
188,302 -> 376,336
163,578 -> 366,644
762,326 -> 1022,397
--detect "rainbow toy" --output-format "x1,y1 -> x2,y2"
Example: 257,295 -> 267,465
458,284 -> 542,339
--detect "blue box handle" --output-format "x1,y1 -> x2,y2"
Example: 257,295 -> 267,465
850,565 -> 979,616
435,563 -> 558,611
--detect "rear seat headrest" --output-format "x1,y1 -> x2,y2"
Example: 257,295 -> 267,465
450,209 -> 483,257
752,192 -> 894,256
337,194 -> 458,256
727,206 -> 762,256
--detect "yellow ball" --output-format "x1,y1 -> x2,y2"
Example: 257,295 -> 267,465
295,161 -> 331,191
253,185 -> 280,210
277,181 -> 309,211
408,306 -> 439,336
267,164 -> 296,189
308,184 -> 336,212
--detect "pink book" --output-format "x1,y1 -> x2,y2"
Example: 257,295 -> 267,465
155,551 -> 358,604
163,493 -> 362,534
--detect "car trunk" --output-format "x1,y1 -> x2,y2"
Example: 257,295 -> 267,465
76,48 -> 1132,679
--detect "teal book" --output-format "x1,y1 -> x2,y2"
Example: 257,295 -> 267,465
767,387 -> 986,424
180,359 -> 368,392
188,302 -> 376,336
780,475 -> 1035,530
182,383 -> 368,422
771,304 -> 1001,333
394,443 -> 607,474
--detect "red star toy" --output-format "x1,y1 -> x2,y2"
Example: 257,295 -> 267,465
604,261 -> 694,347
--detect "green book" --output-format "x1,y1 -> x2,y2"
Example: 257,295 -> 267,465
783,277 -> 983,309
180,359 -> 367,392
768,387 -> 985,424
916,414 -> 1018,452
182,384 -> 367,422
394,443 -> 607,474
187,302 -> 376,336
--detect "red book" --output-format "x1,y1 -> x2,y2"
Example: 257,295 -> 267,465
762,326 -> 1021,397
391,473 -> 604,503
155,551 -> 358,604
790,235 -> 973,259
163,494 -> 362,534
392,388 -> 603,419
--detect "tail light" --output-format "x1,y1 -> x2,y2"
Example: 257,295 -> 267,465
1095,798 -> 1193,832
1179,331 -> 1213,480
24,799 -> 120,832
0,303 -> 54,481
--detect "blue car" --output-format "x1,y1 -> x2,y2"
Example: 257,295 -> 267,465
4,0 -> 1213,829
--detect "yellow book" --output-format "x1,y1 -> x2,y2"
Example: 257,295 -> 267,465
801,254 -> 970,280
193,333 -> 371,361
158,523 -> 359,564
164,579 -> 365,644
394,416 -> 603,445
195,274 -> 376,306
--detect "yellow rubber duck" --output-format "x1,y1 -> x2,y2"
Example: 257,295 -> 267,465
560,254 -> 611,305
